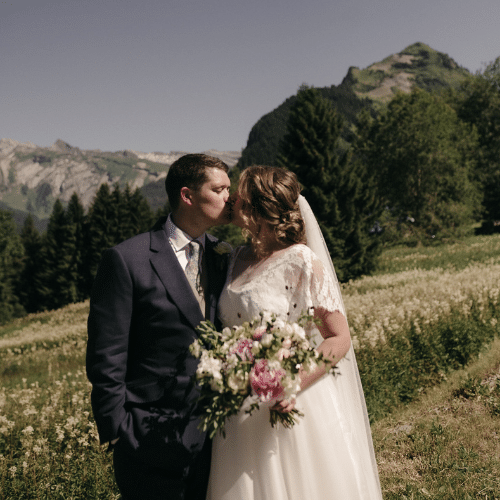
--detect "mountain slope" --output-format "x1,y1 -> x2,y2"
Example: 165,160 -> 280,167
238,42 -> 471,168
0,138 -> 240,222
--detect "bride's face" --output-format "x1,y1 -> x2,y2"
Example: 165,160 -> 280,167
229,192 -> 247,228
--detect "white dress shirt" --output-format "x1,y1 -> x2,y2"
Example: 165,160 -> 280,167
166,214 -> 206,273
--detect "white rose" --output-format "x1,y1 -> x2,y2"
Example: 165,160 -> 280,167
251,341 -> 261,354
273,318 -> 285,330
282,324 -> 294,337
292,324 -> 306,340
225,353 -> 239,370
261,333 -> 273,348
227,371 -> 249,393
197,353 -> 223,379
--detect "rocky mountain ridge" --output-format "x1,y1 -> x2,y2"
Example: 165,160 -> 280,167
0,138 -> 241,222
343,42 -> 470,104
237,42 -> 471,168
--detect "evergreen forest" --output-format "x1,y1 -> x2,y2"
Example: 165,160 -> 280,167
0,185 -> 167,324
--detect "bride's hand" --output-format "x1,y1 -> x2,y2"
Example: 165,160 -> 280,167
271,398 -> 296,413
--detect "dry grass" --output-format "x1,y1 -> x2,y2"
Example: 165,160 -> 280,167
372,337 -> 500,499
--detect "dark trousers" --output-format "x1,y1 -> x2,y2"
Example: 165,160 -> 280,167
113,437 -> 212,500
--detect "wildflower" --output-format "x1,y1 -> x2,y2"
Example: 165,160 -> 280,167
22,425 -> 34,436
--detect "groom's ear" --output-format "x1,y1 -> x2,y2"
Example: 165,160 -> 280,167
180,187 -> 194,206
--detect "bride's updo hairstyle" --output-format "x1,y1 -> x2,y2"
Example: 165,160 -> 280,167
238,165 -> 306,258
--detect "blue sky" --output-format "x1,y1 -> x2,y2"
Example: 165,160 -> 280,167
1,0 -> 499,154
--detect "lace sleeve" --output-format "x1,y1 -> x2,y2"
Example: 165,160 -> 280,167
304,248 -> 343,315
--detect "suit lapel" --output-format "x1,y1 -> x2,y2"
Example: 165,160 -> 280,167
149,220 -> 204,330
204,239 -> 218,323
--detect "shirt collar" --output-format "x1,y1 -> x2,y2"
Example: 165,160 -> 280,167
167,214 -> 206,252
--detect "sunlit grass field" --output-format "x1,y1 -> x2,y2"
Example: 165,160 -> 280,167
1,233 -> 500,499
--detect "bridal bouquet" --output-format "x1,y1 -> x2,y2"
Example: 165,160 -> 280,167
189,311 -> 329,438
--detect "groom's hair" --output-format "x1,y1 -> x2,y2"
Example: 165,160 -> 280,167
165,154 -> 229,211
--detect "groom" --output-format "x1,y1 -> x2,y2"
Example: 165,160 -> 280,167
86,154 -> 232,500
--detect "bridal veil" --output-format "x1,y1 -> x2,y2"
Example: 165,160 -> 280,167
298,194 -> 382,494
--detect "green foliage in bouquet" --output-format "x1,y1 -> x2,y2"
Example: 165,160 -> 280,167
190,311 -> 330,438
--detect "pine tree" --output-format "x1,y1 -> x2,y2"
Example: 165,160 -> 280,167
19,214 -> 43,313
0,210 -> 25,323
123,184 -> 155,238
66,193 -> 87,302
83,183 -> 118,294
110,183 -> 129,244
277,86 -> 383,281
83,183 -> 157,294
37,199 -> 79,310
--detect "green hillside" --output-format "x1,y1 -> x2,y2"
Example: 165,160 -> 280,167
1,233 -> 499,497
238,42 -> 471,169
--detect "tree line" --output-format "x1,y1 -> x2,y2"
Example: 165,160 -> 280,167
0,184 -> 167,324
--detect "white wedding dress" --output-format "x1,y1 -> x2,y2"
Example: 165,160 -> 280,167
207,242 -> 383,500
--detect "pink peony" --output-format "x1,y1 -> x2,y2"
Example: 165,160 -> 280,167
249,359 -> 285,402
229,338 -> 255,362
252,325 -> 267,341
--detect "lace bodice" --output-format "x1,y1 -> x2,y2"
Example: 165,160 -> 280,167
218,244 -> 342,345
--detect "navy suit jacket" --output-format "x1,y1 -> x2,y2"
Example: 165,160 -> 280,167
86,217 -> 227,469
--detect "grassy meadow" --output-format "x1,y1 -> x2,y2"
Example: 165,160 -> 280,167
1,234 -> 500,499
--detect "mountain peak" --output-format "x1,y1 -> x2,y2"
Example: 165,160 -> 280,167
343,42 -> 469,104
51,139 -> 80,153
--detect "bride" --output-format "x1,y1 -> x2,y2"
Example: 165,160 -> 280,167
207,166 -> 383,499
